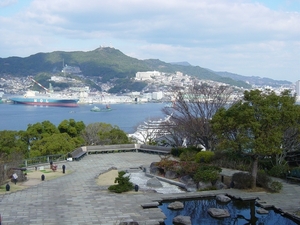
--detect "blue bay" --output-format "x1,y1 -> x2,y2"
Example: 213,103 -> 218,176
0,103 -> 165,133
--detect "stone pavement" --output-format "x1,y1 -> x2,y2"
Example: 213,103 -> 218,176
1,152 -> 300,225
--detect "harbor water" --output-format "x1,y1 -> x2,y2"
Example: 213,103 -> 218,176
0,102 -> 166,133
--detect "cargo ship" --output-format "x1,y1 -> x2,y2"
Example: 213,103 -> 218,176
9,77 -> 79,107
10,91 -> 79,107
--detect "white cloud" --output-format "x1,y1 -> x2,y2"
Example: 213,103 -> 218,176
0,0 -> 299,81
0,0 -> 17,8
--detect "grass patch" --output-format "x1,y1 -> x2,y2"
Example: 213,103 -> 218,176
39,170 -> 52,173
0,182 -> 26,194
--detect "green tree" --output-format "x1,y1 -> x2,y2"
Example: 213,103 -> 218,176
0,130 -> 27,159
20,121 -> 59,156
108,171 -> 133,193
100,127 -> 131,145
58,119 -> 85,138
25,120 -> 59,140
30,133 -> 77,157
211,89 -> 300,188
97,124 -> 130,145
81,122 -> 129,145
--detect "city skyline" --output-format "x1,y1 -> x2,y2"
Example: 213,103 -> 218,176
0,0 -> 299,82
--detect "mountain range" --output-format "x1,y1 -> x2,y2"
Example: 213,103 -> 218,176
0,47 -> 292,92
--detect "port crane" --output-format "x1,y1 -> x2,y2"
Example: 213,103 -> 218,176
28,76 -> 53,93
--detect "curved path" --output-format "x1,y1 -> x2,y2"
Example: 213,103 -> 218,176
1,153 -> 300,224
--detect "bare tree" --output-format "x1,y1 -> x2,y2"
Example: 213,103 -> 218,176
0,152 -> 23,185
162,82 -> 235,150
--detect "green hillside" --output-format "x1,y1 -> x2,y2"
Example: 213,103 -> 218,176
0,47 -> 251,88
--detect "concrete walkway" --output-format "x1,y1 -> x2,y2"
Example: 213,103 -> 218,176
0,152 -> 300,225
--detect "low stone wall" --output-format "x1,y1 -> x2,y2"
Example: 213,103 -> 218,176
145,172 -> 187,190
85,144 -> 172,154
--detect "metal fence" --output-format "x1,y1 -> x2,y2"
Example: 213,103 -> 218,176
23,154 -> 67,167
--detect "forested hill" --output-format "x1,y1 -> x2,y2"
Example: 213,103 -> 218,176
0,47 -> 250,88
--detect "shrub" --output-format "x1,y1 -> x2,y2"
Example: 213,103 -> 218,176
193,165 -> 221,183
211,150 -> 251,171
235,164 -> 251,172
177,161 -> 199,176
108,171 -> 133,193
232,172 -> 252,189
256,170 -> 271,189
268,181 -> 283,193
199,165 -> 222,173
171,147 -> 199,158
156,159 -> 179,172
195,151 -> 215,163
193,169 -> 219,183
171,148 -> 185,157
179,150 -> 198,162
267,165 -> 289,178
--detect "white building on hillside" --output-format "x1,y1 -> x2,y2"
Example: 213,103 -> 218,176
295,81 -> 300,102
152,91 -> 164,100
135,71 -> 162,81
296,80 -> 300,97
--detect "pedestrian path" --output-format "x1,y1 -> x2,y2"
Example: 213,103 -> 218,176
0,152 -> 300,224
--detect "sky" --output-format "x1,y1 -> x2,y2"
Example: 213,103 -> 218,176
0,0 -> 299,82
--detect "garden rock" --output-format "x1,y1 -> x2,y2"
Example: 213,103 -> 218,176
216,194 -> 231,203
149,162 -> 161,175
165,170 -> 178,179
208,208 -> 230,218
168,201 -> 184,210
173,215 -> 191,225
179,175 -> 193,184
179,175 -> 197,191
146,177 -> 163,188
197,181 -> 212,190
12,170 -> 27,182
256,208 -> 269,214
214,180 -> 228,190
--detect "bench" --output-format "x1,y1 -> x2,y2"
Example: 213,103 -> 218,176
73,151 -> 86,161
71,148 -> 87,161
86,144 -> 136,154
138,144 -> 171,155
286,168 -> 300,183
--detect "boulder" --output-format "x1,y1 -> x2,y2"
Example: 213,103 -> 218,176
12,170 -> 27,182
179,175 -> 193,184
165,170 -> 178,179
214,180 -> 228,190
197,181 -> 212,190
149,162 -> 161,175
256,208 -> 269,214
167,201 -> 184,210
146,177 -> 163,188
208,208 -> 230,218
216,194 -> 231,203
179,175 -> 197,191
173,215 -> 191,225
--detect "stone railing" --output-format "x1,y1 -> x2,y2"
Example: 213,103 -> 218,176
85,144 -> 171,155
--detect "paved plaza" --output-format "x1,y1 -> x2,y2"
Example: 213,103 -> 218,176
1,152 -> 300,225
